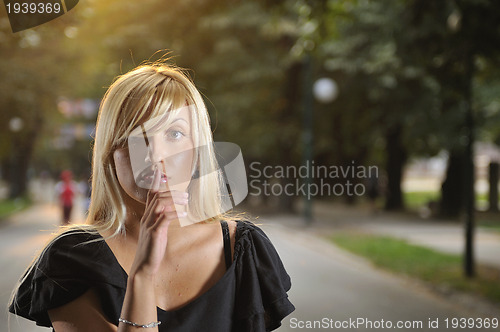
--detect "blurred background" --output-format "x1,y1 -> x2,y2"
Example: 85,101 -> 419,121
1,0 -> 500,331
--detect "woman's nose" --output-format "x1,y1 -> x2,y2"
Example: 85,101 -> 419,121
145,136 -> 168,164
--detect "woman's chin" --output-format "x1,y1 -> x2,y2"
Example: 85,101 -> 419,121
123,187 -> 149,205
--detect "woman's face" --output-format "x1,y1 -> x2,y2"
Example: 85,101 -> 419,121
113,106 -> 195,204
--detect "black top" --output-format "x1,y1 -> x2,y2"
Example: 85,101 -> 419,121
9,221 -> 295,331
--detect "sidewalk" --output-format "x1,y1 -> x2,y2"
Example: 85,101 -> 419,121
256,200 -> 500,270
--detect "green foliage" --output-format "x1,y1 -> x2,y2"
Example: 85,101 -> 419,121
319,0 -> 444,161
3,0 -> 500,204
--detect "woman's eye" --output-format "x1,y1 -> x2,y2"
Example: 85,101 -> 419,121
165,129 -> 185,141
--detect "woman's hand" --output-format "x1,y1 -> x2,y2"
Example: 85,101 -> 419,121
129,167 -> 188,278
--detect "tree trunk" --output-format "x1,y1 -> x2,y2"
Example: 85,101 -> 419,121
439,151 -> 465,217
384,125 -> 406,210
8,130 -> 37,199
488,162 -> 499,212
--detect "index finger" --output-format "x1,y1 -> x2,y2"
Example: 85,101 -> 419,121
146,165 -> 161,206
158,160 -> 171,193
152,165 -> 161,193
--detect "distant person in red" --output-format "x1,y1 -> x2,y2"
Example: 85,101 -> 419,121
55,170 -> 75,225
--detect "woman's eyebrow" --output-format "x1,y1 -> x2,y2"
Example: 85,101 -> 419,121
170,118 -> 189,125
128,117 -> 189,137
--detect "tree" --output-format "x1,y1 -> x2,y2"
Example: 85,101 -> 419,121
316,0 -> 442,209
0,11 -> 80,197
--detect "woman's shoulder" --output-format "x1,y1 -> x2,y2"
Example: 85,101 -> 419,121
36,226 -> 126,285
9,226 -> 126,327
232,219 -> 287,267
37,227 -> 107,269
233,220 -> 275,249
46,227 -> 102,249
230,219 -> 295,331
224,218 -> 288,276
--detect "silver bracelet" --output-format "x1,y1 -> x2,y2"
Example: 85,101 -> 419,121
119,317 -> 161,328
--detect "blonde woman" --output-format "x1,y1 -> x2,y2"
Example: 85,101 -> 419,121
9,63 -> 294,331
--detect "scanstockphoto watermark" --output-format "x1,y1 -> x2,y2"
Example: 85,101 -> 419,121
248,161 -> 379,200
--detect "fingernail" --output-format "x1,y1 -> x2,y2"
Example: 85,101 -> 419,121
183,192 -> 189,198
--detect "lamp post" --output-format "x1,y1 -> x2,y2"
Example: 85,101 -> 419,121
302,55 -> 314,224
302,67 -> 338,224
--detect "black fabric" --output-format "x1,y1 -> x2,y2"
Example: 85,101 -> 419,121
9,221 -> 294,331
220,220 -> 232,269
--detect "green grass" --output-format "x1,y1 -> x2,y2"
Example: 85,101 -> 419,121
403,191 -> 500,209
403,191 -> 439,210
0,197 -> 31,219
404,191 -> 500,231
477,193 -> 490,203
477,218 -> 500,232
331,232 -> 500,304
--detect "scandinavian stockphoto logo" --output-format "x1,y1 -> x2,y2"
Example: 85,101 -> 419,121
249,161 -> 379,200
3,0 -> 78,33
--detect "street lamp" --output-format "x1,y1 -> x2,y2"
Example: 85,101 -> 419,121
9,117 -> 24,132
313,78 -> 338,104
302,73 -> 338,225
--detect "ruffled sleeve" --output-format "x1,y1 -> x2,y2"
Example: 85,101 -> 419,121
233,221 -> 295,331
9,229 -> 127,327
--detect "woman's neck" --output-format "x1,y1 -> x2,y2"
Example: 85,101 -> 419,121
121,192 -> 145,237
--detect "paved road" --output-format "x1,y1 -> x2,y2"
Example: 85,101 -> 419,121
2,199 -> 86,332
1,205 -> 498,331
2,204 -> 64,332
261,216 -> 499,331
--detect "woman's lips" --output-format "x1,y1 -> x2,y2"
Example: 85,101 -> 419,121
136,169 -> 170,186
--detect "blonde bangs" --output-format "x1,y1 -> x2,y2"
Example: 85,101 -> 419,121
114,71 -> 194,144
